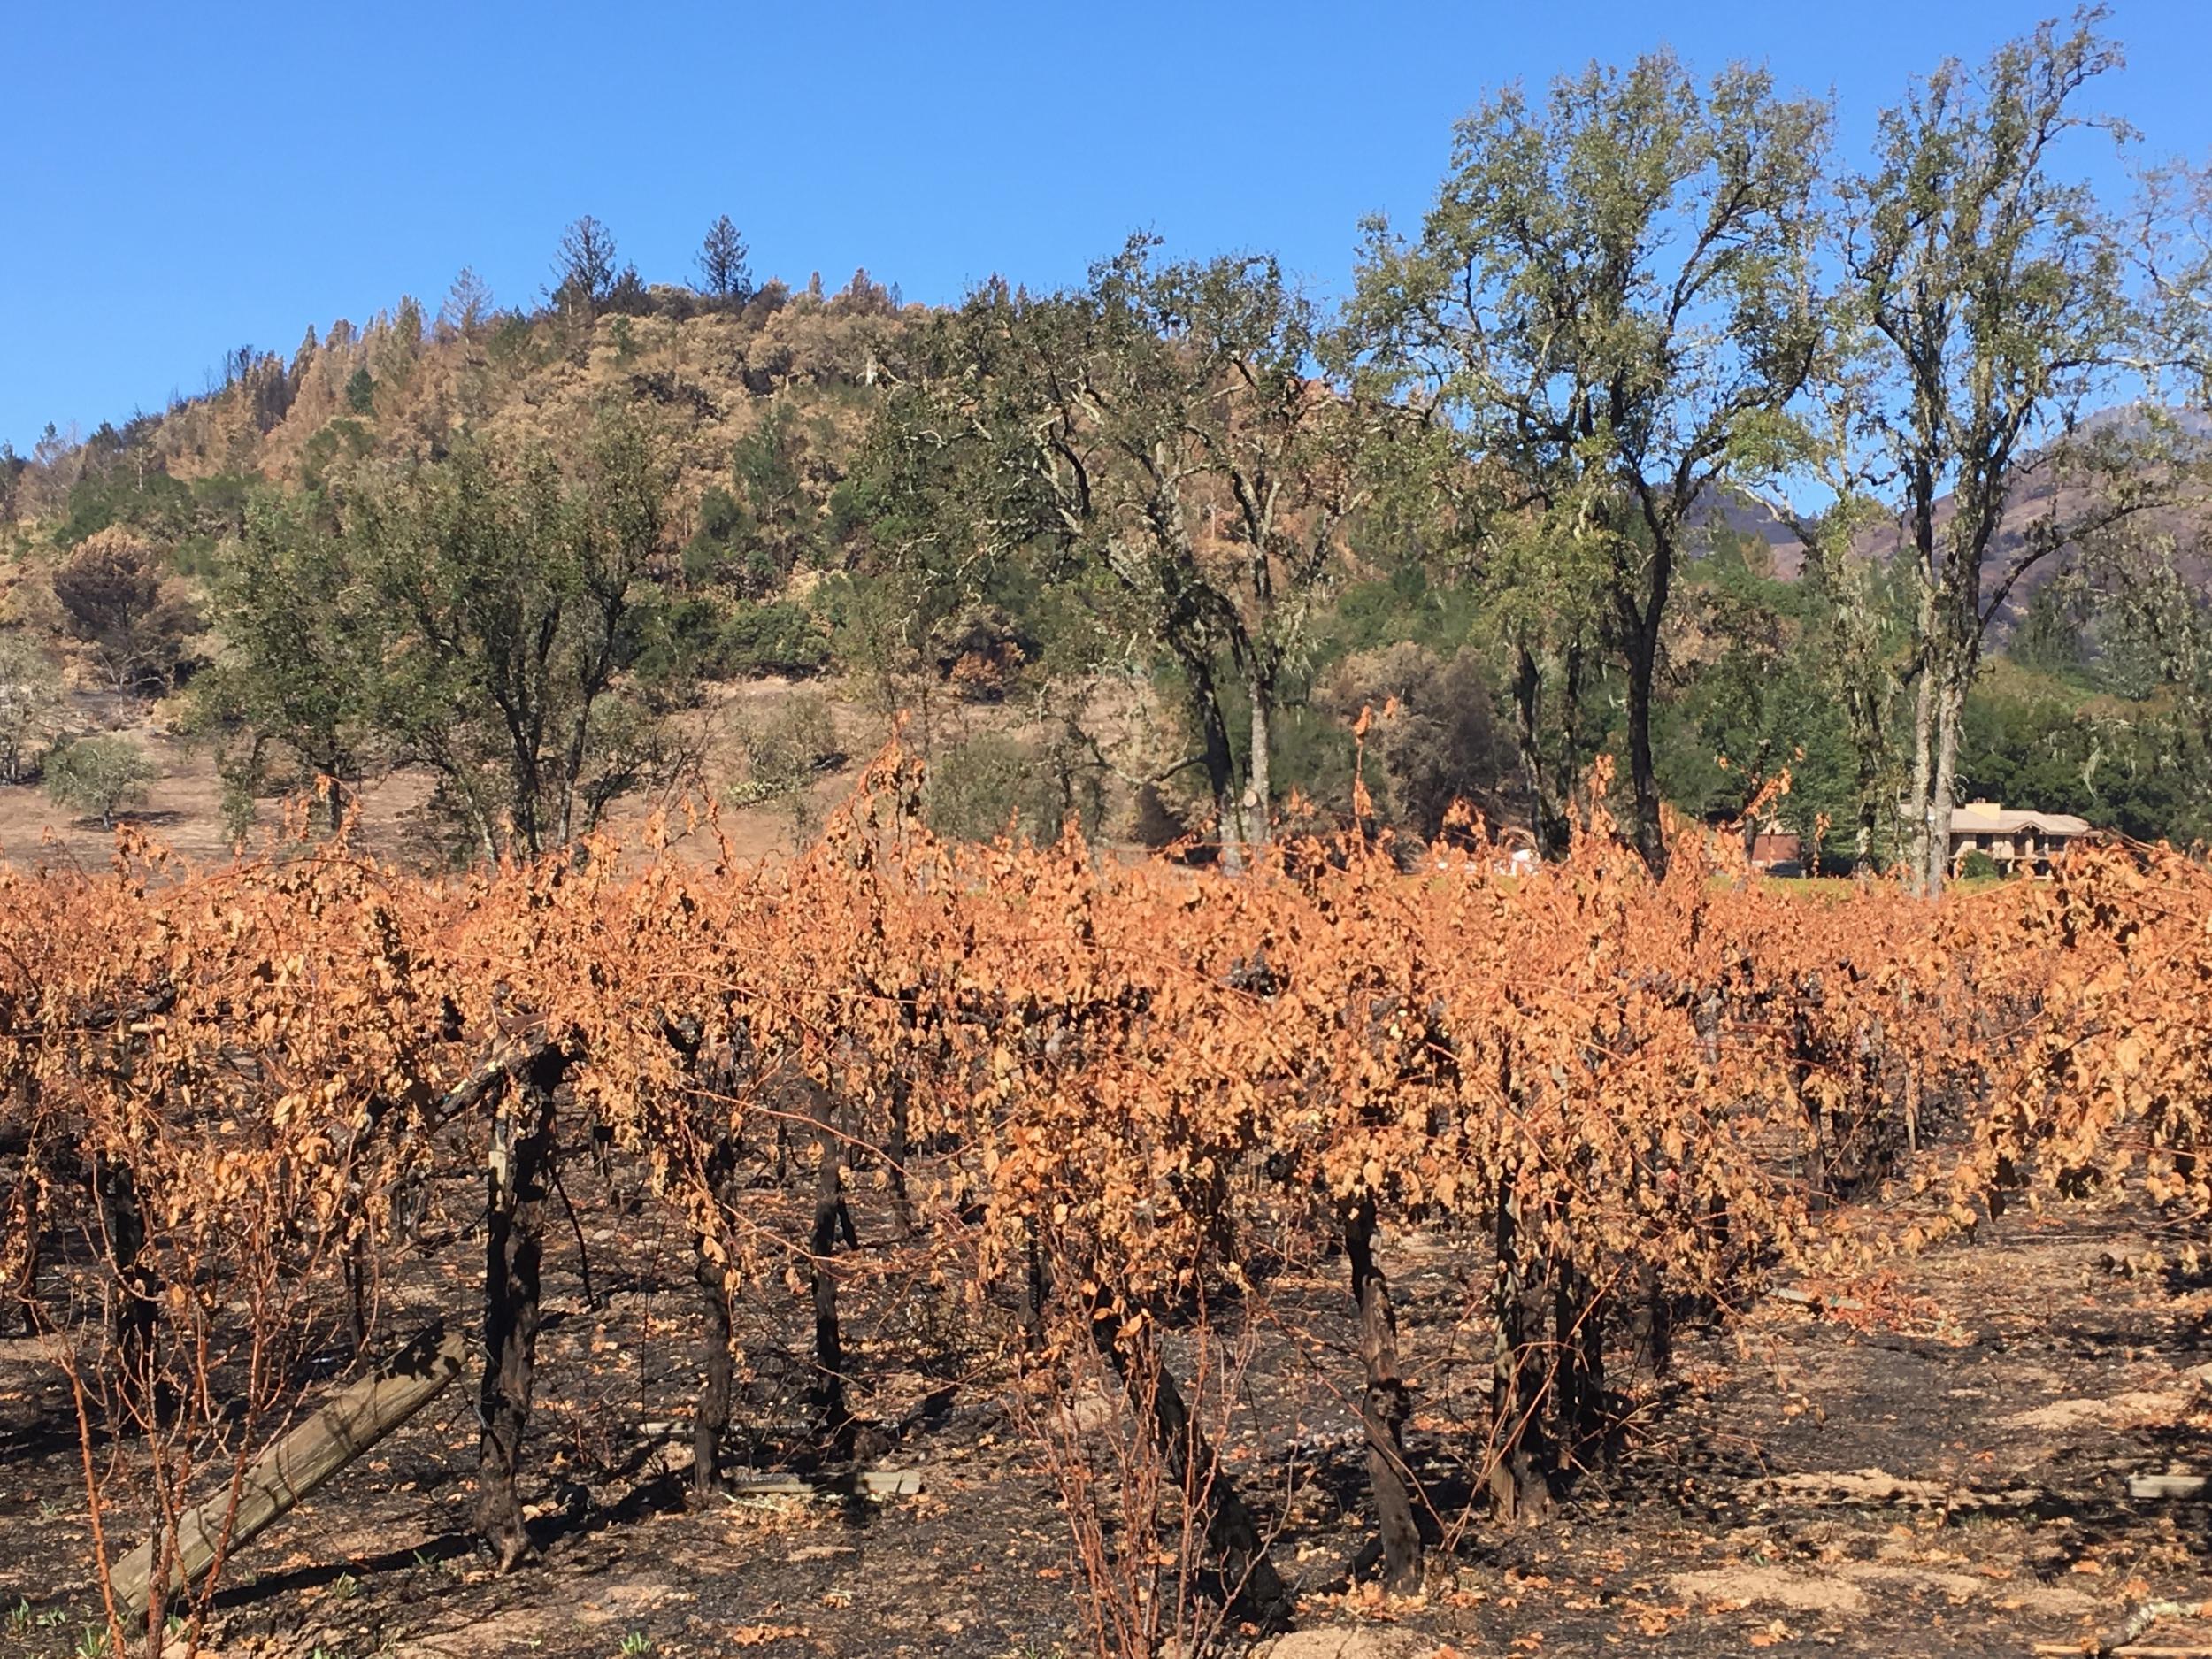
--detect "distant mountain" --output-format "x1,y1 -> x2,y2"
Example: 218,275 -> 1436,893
1691,407 -> 2212,636
1687,488 -> 1809,577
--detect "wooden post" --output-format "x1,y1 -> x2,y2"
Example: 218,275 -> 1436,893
110,1322 -> 465,1621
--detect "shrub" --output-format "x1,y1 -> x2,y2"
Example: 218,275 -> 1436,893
0,633 -> 60,784
1812,847 -> 1863,879
629,595 -> 723,691
1318,643 -> 1515,837
925,732 -> 1102,845
933,604 -> 1032,703
51,529 -> 206,694
45,735 -> 157,828
715,601 -> 829,679
1959,849 -> 2002,880
727,692 -> 845,844
680,488 -> 747,586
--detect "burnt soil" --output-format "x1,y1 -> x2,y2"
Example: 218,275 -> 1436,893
2,1180 -> 2207,1659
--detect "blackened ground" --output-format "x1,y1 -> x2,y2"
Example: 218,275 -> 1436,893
1,1188 -> 2206,1659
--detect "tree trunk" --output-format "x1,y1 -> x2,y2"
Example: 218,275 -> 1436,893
808,1088 -> 854,1438
474,1049 -> 562,1571
1510,644 -> 1565,858
556,709 -> 589,852
1512,644 -> 1543,852
1184,655 -> 1243,872
1091,1307 -> 1293,1630
1561,641 -> 1587,834
1343,1197 -> 1422,1593
1923,672 -> 1966,895
1624,620 -> 1666,879
1905,606 -> 1938,893
1241,670 -> 1273,859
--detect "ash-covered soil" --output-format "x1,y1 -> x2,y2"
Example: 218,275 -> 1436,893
2,1189 -> 2206,1659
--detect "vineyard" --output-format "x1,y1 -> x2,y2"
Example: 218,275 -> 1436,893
1,751 -> 2208,1659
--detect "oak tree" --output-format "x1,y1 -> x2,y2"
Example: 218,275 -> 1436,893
880,240 -> 1390,864
1842,12 -> 2162,889
1352,51 -> 1829,873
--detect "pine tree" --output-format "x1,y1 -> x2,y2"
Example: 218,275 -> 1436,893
696,215 -> 753,308
553,216 -> 619,318
439,267 -> 495,339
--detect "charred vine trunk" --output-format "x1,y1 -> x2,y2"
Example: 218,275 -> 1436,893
881,1013 -> 918,1241
473,1047 -> 564,1571
1343,1196 -> 1423,1592
1550,1259 -> 1607,1468
1487,1170 -> 1551,1519
693,1133 -> 740,1500
1090,1305 -> 1293,1631
4,1133 -> 44,1337
808,1087 -> 855,1439
98,1156 -> 160,1428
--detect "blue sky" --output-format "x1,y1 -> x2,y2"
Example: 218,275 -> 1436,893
4,1 -> 2208,453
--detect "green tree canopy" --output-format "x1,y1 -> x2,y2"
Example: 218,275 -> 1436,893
203,411 -> 694,856
1350,50 -> 1830,874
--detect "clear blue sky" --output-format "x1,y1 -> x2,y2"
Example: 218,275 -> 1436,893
4,1 -> 2208,453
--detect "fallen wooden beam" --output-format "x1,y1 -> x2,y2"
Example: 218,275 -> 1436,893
111,1321 -> 465,1620
1767,1286 -> 1868,1313
2127,1473 -> 2208,1500
2031,1598 -> 2212,1658
723,1467 -> 924,1499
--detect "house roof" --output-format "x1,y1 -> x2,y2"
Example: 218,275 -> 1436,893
1949,801 -> 2093,837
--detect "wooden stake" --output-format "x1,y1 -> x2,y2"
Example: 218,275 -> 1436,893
111,1322 -> 465,1620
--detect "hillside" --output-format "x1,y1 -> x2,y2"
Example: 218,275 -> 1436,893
2,250 -> 2208,873
0,276 -> 1001,863
27,273 -> 906,552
